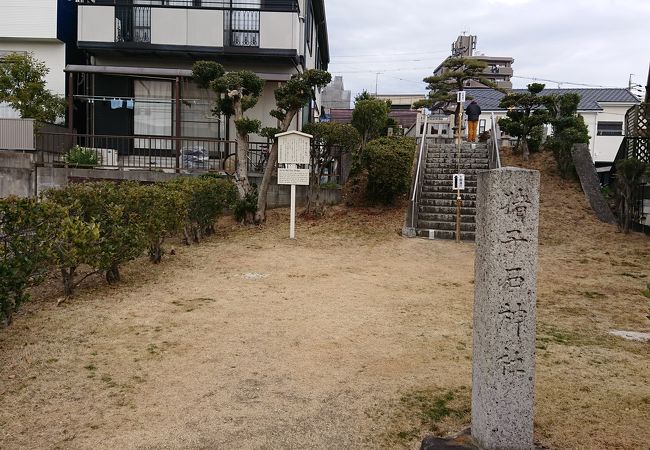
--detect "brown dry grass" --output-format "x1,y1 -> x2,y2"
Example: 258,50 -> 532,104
0,151 -> 649,449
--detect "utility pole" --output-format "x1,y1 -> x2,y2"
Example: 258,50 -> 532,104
375,72 -> 381,96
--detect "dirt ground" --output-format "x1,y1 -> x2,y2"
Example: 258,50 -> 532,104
1,152 -> 649,449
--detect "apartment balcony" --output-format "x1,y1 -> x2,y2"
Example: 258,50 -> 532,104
77,1 -> 300,57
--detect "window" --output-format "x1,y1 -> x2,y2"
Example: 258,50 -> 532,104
305,0 -> 314,54
115,5 -> 151,43
597,121 -> 623,136
479,119 -> 486,134
134,79 -> 172,150
225,0 -> 261,47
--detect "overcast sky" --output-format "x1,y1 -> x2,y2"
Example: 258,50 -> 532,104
325,0 -> 650,100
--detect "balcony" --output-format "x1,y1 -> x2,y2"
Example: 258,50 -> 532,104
78,1 -> 299,53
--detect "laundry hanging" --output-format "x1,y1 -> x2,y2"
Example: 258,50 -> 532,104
110,98 -> 123,109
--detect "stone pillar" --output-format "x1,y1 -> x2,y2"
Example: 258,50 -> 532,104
472,167 -> 540,450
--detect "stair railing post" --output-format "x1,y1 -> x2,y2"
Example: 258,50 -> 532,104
455,93 -> 465,243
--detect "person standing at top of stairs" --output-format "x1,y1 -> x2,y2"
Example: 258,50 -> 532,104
465,100 -> 482,143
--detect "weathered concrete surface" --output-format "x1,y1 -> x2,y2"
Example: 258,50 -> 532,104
0,151 -> 35,198
571,143 -> 617,224
472,167 -> 540,450
0,157 -> 341,208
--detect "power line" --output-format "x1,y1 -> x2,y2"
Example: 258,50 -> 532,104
512,75 -> 621,89
330,57 -> 438,65
331,49 -> 449,58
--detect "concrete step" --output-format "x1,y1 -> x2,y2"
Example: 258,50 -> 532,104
417,220 -> 476,232
419,206 -> 476,215
427,143 -> 488,151
418,213 -> 476,223
427,150 -> 488,160
420,191 -> 478,201
422,184 -> 477,192
419,198 -> 477,208
423,173 -> 479,181
416,228 -> 476,241
425,160 -> 489,168
424,168 -> 486,175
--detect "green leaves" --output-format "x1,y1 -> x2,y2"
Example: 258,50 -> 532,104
272,70 -> 332,127
0,52 -> 65,123
417,57 -> 492,110
362,137 -> 416,205
352,97 -> 390,149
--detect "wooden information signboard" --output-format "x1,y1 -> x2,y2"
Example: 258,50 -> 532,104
276,131 -> 312,239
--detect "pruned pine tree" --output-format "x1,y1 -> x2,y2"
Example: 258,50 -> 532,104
254,69 -> 332,223
192,61 -> 264,212
413,57 -> 496,141
498,83 -> 550,160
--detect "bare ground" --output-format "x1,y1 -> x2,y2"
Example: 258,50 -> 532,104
1,152 -> 649,449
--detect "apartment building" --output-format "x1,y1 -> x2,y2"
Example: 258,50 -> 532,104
0,0 -> 77,118
434,34 -> 514,90
70,0 -> 329,146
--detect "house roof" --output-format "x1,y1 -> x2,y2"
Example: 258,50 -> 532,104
463,88 -> 640,112
328,109 -> 419,128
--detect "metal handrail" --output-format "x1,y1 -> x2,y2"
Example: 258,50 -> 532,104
488,112 -> 502,169
409,113 -> 429,228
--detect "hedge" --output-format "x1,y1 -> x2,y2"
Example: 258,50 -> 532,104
362,136 -> 416,204
1,177 -> 236,325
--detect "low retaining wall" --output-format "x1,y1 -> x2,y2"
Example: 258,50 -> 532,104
0,152 -> 341,208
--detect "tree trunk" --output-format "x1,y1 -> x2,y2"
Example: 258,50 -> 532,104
182,225 -> 191,246
521,139 -> 530,161
61,267 -> 76,296
305,164 -> 322,217
106,264 -> 120,284
255,114 -> 295,223
149,238 -> 164,264
233,100 -> 252,200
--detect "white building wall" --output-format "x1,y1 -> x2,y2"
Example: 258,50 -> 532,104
151,8 -> 188,46
1,0 -> 58,40
260,12 -> 296,49
187,9 -> 224,47
590,104 -> 631,163
78,5 -> 115,43
0,41 -> 67,96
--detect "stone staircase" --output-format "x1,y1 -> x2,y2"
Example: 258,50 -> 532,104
416,142 -> 489,241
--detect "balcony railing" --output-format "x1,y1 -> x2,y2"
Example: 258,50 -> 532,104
78,0 -> 299,13
115,6 -> 151,43
224,9 -> 260,47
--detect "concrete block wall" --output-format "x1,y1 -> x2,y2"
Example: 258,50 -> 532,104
0,153 -> 342,208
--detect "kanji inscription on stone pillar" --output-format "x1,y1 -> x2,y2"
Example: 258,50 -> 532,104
472,167 -> 540,450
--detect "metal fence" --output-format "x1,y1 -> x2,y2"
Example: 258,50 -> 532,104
34,132 -> 237,172
0,118 -> 34,151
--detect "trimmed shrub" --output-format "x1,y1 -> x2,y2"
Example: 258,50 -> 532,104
129,183 -> 186,263
45,182 -> 147,284
362,136 -> 416,205
166,177 -> 237,243
0,198 -> 60,325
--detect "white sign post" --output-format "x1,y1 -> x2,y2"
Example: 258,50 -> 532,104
276,131 -> 311,240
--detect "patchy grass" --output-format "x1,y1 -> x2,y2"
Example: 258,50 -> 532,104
372,387 -> 471,448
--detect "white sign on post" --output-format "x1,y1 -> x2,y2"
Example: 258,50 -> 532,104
453,173 -> 465,190
276,131 -> 312,240
457,90 -> 466,103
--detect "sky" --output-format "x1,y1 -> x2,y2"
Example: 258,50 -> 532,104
324,0 -> 650,100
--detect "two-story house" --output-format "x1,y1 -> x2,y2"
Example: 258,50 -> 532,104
0,0 -> 77,118
65,0 -> 329,169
